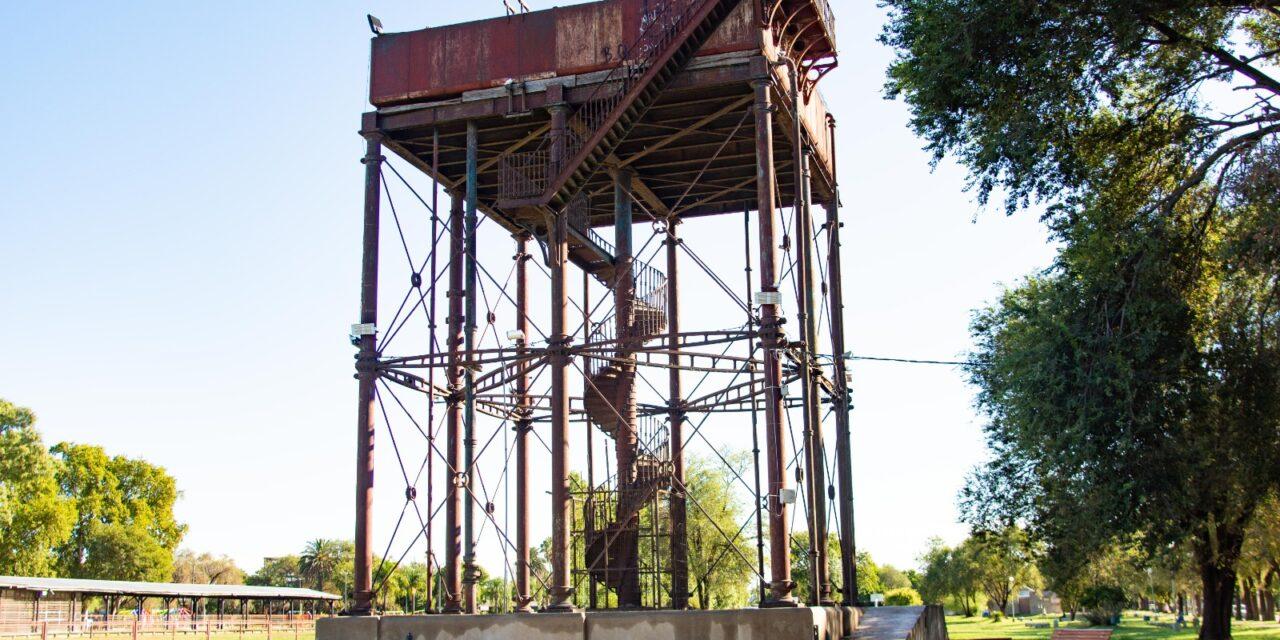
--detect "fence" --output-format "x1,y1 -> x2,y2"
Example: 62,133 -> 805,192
1,616 -> 322,640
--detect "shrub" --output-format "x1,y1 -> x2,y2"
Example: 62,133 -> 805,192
885,587 -> 924,606
990,611 -> 1004,622
1079,585 -> 1126,626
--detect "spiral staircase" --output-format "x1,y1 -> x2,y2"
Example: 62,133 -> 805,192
580,259 -> 672,606
492,0 -> 744,608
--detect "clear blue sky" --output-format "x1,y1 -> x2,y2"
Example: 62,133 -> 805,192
0,1 -> 1054,575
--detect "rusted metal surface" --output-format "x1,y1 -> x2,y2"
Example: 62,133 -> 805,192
825,113 -> 857,607
351,134 -> 382,617
514,233 -> 534,614
443,193 -> 465,614
370,0 -> 758,106
368,60 -> 835,227
666,220 -> 688,610
462,121 -> 480,615
547,210 -> 574,612
752,79 -> 796,607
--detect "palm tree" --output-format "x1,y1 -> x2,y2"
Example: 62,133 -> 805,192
300,539 -> 351,592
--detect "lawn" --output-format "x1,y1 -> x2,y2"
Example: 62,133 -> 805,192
946,612 -> 1280,640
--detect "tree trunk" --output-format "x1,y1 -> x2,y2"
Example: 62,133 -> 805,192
1199,556 -> 1239,640
1242,578 -> 1257,621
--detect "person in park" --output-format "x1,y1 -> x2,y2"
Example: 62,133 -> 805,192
882,3 -> 1280,640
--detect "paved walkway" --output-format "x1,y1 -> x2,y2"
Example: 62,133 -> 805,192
855,607 -> 930,640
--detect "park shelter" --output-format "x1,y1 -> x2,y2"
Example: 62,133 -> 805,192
0,575 -> 340,634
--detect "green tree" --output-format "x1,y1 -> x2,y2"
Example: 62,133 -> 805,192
79,521 -> 173,581
391,562 -> 431,613
110,456 -> 185,551
879,564 -> 912,591
173,550 -> 245,584
885,587 -> 923,606
0,399 -> 74,575
882,0 -> 1280,218
882,4 -> 1280,637
52,442 -> 186,578
300,539 -> 354,593
787,533 -> 877,604
684,453 -> 754,610
248,555 -> 302,587
970,527 -> 1039,615
1241,494 -> 1280,621
857,552 -> 883,602
789,532 -> 840,605
959,191 -> 1280,636
918,537 -> 982,616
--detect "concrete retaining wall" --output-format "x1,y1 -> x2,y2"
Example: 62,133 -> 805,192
381,612 -> 584,640
589,606 -> 841,640
319,605 -> 953,640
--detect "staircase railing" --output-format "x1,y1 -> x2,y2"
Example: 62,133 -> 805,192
499,0 -> 702,200
633,261 -> 667,316
636,415 -> 670,462
566,194 -> 616,257
584,319 -> 616,379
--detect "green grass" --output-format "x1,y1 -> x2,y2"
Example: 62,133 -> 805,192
946,612 -> 1280,640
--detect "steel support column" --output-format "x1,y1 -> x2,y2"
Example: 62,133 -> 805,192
667,218 -> 688,609
442,192 -> 465,614
549,104 -> 569,179
351,133 -> 382,616
546,206 -> 576,612
514,232 -> 534,613
796,150 -> 832,605
612,166 -> 641,607
424,127 -> 440,613
462,119 -> 480,614
827,116 -> 858,610
613,169 -> 637,488
752,79 -> 796,607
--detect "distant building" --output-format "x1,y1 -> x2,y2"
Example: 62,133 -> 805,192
1014,587 -> 1062,616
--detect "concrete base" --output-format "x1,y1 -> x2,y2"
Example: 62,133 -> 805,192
318,605 -> 943,640
589,606 -> 842,640
381,612 -> 584,640
317,616 -> 379,640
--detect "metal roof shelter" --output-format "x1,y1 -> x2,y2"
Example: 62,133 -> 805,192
0,577 -> 339,601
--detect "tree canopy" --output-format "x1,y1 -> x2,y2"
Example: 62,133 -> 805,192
0,398 -> 185,582
917,537 -> 983,616
882,0 -> 1280,218
683,453 -> 755,610
52,441 -> 186,580
883,3 -> 1280,639
173,550 -> 246,585
0,400 -> 74,576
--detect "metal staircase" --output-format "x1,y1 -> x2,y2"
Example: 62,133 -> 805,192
580,260 -> 671,606
499,0 -> 739,607
498,0 -> 745,209
581,415 -> 672,601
